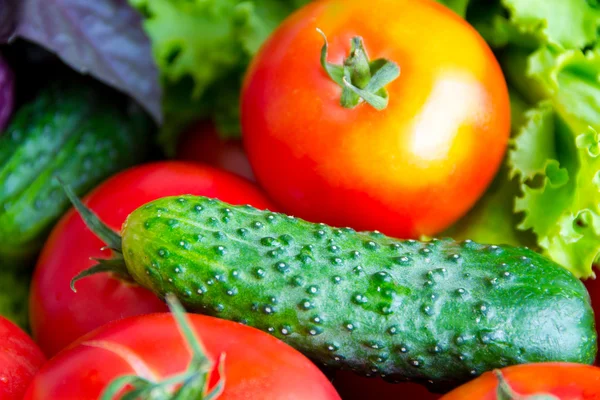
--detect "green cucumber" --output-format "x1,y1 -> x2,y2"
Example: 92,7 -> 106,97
0,79 -> 151,267
71,194 -> 597,391
0,269 -> 31,330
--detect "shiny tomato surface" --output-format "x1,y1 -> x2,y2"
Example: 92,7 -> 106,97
25,313 -> 340,400
0,317 -> 45,400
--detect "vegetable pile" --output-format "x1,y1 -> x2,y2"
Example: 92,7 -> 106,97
1,0 -> 600,398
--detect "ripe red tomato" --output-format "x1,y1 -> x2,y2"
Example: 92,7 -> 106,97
0,316 -> 46,400
25,312 -> 340,399
30,162 -> 276,357
242,0 -> 510,238
440,363 -> 600,399
333,371 -> 441,400
177,121 -> 255,181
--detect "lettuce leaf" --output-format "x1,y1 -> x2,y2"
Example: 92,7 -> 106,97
129,0 -> 309,151
501,0 -> 600,49
468,0 -> 600,50
443,0 -> 600,278
506,47 -> 600,278
516,126 -> 600,278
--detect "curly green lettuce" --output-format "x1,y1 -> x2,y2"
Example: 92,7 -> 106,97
506,46 -> 600,278
128,0 -> 309,152
469,0 -> 600,50
441,0 -> 600,278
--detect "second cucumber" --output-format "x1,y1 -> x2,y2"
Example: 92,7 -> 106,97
0,79 -> 151,267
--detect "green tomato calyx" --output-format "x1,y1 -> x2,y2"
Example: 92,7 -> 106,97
97,294 -> 226,400
495,370 -> 558,400
58,179 -> 133,292
317,28 -> 400,110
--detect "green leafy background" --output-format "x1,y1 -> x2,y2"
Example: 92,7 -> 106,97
128,0 -> 310,152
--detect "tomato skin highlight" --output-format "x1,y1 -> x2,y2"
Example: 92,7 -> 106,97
176,121 -> 255,181
24,313 -> 341,400
0,317 -> 46,400
440,363 -> 600,399
30,162 -> 276,357
242,0 -> 510,238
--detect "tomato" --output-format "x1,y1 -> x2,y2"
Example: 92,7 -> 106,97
242,0 -> 510,238
440,363 -> 600,399
177,121 -> 255,181
333,371 -> 441,400
25,312 -> 340,399
584,277 -> 600,364
0,316 -> 46,400
30,162 -> 276,357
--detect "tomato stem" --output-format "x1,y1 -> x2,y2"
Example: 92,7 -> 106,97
317,28 -> 400,110
98,294 -> 226,400
495,370 -> 559,400
345,37 -> 372,89
58,179 -> 134,292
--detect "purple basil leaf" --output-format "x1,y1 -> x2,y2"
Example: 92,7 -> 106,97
0,54 -> 14,131
0,0 -> 19,42
16,0 -> 162,122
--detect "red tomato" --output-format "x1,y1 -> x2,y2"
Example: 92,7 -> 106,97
584,277 -> 600,364
333,371 -> 441,400
242,0 -> 510,238
25,313 -> 340,399
177,121 -> 255,181
440,363 -> 600,399
0,316 -> 46,400
30,162 -> 276,357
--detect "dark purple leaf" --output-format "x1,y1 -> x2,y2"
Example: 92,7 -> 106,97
16,0 -> 161,122
0,55 -> 14,131
0,0 -> 19,42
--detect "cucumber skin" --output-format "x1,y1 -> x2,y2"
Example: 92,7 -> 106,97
122,195 -> 597,390
0,81 -> 151,267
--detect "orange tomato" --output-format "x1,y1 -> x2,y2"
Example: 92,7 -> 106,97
242,0 -> 510,238
441,363 -> 600,400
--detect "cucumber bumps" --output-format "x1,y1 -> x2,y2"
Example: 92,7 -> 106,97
70,194 -> 597,391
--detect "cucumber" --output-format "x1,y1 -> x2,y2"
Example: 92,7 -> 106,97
0,80 -> 151,267
71,194 -> 596,391
0,269 -> 30,330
